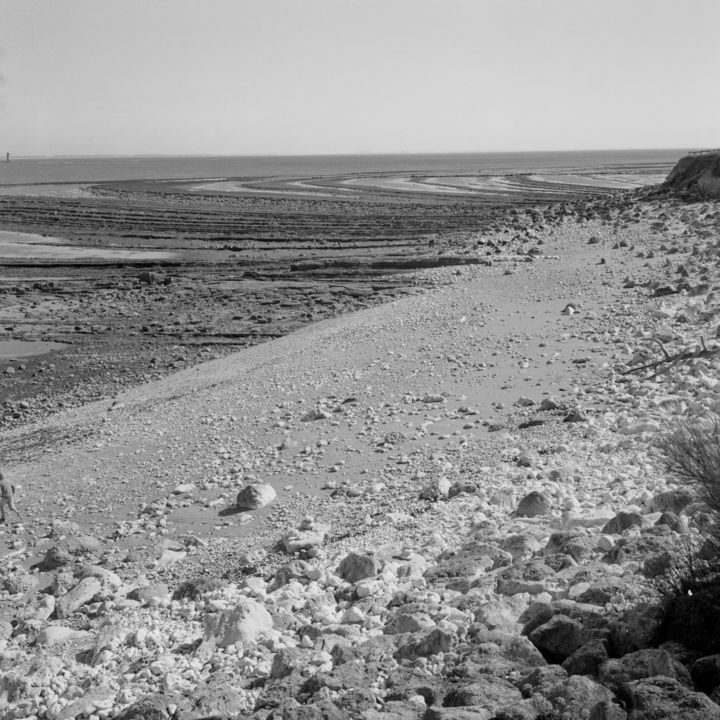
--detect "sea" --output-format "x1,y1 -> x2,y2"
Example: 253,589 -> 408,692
0,149 -> 688,186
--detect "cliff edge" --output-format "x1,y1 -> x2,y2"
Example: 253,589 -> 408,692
664,150 -> 720,199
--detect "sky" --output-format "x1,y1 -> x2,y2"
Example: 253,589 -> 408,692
1,0 -> 718,157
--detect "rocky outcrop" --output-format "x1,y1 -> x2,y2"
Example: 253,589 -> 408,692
664,151 -> 720,200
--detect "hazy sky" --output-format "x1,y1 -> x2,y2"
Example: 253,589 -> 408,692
1,0 -> 718,156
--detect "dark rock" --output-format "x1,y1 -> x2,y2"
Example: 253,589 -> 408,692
496,559 -> 556,596
336,552 -> 382,583
528,615 -> 586,663
609,603 -> 664,656
515,491 -> 552,518
394,629 -> 458,661
113,694 -> 186,720
655,511 -> 687,533
173,577 -> 224,601
598,649 -> 693,695
544,531 -> 595,562
442,676 -> 522,709
561,638 -> 610,676
384,667 -> 446,705
563,407 -> 588,423
543,675 -> 619,718
662,583 -> 720,654
651,488 -> 694,514
515,665 -> 568,697
602,512 -> 643,535
691,654 -> 720,694
186,678 -> 248,719
622,676 -> 720,719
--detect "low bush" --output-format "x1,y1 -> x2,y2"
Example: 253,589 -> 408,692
657,417 -> 720,654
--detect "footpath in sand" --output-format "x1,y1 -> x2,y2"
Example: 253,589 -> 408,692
3,197 -> 720,718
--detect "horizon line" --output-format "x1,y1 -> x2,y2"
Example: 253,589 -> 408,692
3,147 -> 699,161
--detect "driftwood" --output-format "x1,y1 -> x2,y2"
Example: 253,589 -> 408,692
622,337 -> 720,377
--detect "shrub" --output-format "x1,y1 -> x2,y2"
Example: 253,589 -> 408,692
662,415 -> 720,515
656,416 -> 720,654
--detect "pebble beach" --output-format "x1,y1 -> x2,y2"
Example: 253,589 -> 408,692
2,182 -> 720,718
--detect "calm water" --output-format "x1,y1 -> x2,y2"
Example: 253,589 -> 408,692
0,149 -> 687,186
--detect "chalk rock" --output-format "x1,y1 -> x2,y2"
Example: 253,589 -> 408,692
128,582 -> 169,606
55,577 -> 102,619
282,517 -> 329,553
55,686 -> 116,720
38,624 -> 93,647
419,476 -> 451,500
204,597 -> 274,648
236,481 -> 277,510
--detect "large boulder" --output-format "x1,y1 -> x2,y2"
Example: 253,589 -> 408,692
528,615 -> 586,663
623,676 -> 720,719
598,649 -> 693,695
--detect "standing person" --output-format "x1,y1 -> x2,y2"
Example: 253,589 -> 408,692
0,472 -> 21,522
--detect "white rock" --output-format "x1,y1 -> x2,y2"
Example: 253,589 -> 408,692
204,597 -> 274,648
236,482 -> 277,510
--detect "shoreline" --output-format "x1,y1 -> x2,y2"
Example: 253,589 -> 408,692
3,188 -> 720,717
